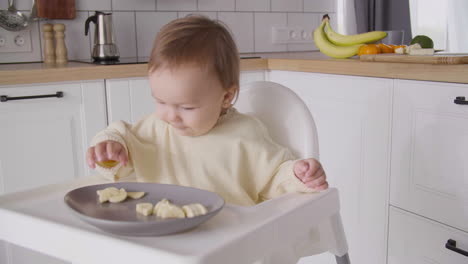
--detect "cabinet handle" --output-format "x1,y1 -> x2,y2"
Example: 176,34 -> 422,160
446,239 -> 468,257
0,91 -> 64,102
454,96 -> 468,105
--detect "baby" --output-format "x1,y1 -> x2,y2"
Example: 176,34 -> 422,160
87,15 -> 328,206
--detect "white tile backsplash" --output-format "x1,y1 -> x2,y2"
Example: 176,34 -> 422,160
1,0 -> 337,63
254,13 -> 287,52
235,0 -> 270,12
135,12 -> 177,57
157,0 -> 197,11
304,0 -> 336,12
271,0 -> 303,12
178,12 -> 218,20
77,0 -> 112,11
198,0 -> 235,11
218,12 -> 254,53
113,12 -> 137,58
113,0 -> 156,11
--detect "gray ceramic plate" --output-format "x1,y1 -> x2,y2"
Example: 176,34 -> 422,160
64,182 -> 224,236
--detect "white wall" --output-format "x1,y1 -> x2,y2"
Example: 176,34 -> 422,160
0,0 -> 338,63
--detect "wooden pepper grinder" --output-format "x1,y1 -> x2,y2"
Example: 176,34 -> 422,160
53,23 -> 68,64
42,24 -> 55,65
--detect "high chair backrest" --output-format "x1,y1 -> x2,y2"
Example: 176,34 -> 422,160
235,81 -> 319,159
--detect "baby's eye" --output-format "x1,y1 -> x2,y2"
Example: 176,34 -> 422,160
181,107 -> 196,110
156,100 -> 165,105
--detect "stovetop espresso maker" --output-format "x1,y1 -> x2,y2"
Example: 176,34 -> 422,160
85,11 -> 120,62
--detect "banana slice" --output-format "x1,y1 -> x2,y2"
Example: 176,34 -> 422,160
108,188 -> 128,203
96,187 -> 120,203
127,191 -> 145,199
154,199 -> 185,219
182,203 -> 208,218
136,203 -> 154,216
97,187 -> 146,203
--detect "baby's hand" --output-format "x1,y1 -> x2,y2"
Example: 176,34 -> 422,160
293,158 -> 328,190
86,140 -> 128,169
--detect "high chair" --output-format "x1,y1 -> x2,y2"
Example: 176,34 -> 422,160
234,81 -> 351,264
0,82 -> 350,264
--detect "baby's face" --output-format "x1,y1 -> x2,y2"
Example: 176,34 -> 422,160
149,64 -> 231,137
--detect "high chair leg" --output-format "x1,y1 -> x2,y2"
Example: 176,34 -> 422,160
335,253 -> 350,264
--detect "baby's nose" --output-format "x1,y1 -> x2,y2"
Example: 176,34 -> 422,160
166,108 -> 181,122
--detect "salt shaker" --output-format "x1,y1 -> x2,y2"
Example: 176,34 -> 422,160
42,24 -> 55,65
53,23 -> 68,64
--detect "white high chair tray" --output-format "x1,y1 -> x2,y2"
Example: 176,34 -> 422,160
0,176 -> 339,264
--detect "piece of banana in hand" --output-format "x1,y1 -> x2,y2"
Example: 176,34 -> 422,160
154,199 -> 185,219
136,203 -> 154,216
182,203 -> 208,218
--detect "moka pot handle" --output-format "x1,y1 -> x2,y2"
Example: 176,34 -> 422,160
85,13 -> 98,36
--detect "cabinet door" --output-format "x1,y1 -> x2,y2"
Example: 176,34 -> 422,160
106,78 -> 154,124
388,206 -> 468,264
0,80 -> 107,264
106,71 -> 266,124
391,79 -> 468,232
269,71 -> 392,264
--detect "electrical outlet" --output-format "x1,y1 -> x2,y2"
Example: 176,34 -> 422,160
0,28 -> 32,53
272,26 -> 314,44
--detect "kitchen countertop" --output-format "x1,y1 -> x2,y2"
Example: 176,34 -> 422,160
1,52 -> 468,85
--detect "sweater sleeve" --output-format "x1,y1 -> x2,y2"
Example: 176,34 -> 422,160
258,158 -> 315,201
90,121 -> 135,181
254,123 -> 316,201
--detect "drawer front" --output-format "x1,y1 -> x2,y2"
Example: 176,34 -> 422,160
388,207 -> 468,263
391,79 -> 468,232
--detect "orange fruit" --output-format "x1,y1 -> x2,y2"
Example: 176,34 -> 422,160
357,44 -> 381,56
378,43 -> 394,53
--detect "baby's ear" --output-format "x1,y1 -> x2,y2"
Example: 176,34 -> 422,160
223,85 -> 238,106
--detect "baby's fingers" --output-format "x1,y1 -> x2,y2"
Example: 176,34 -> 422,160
294,160 -> 309,179
95,142 -> 109,161
106,141 -> 122,161
304,174 -> 327,189
116,147 -> 128,166
303,165 -> 324,182
86,147 -> 97,169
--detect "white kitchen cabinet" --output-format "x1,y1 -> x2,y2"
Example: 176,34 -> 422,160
390,79 -> 468,233
269,71 -> 392,264
105,77 -> 154,124
0,80 -> 107,264
388,206 -> 468,263
105,71 -> 266,123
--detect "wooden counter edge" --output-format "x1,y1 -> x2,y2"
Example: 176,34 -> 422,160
268,58 -> 468,84
2,57 -> 468,85
0,59 -> 268,86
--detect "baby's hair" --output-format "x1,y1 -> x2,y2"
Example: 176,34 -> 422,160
148,15 -> 240,98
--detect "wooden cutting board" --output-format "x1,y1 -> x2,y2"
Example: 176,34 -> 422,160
360,54 -> 468,64
37,0 -> 75,19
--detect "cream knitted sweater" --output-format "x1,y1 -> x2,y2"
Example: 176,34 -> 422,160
91,108 -> 313,206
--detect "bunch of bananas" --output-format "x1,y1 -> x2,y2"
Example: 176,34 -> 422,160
313,14 -> 387,59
